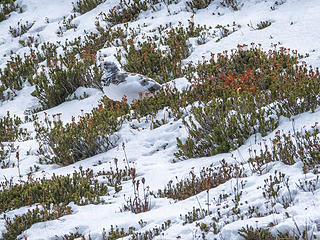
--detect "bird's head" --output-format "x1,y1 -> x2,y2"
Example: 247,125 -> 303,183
100,61 -> 120,75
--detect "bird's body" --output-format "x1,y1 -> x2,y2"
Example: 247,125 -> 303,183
100,61 -> 161,102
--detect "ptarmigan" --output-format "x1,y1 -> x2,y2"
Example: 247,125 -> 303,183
100,61 -> 161,103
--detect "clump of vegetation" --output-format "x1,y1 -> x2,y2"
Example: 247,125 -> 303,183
260,171 -> 295,210
73,0 -> 106,14
186,0 -> 240,12
0,0 -> 22,22
175,92 -> 279,159
0,53 -> 38,97
56,14 -> 78,37
0,38 -> 103,108
105,225 -> 136,239
238,225 -> 314,240
34,97 -> 128,165
9,20 -> 34,38
105,0 -> 180,26
181,207 -> 211,224
106,0 -> 150,25
176,45 -> 320,160
129,220 -> 171,240
116,20 -> 213,84
248,20 -> 272,30
3,204 -> 72,240
256,20 -> 272,29
0,167 -> 107,212
220,0 -> 240,10
186,0 -> 213,12
102,220 -> 171,240
123,169 -> 151,214
249,124 -> 320,173
0,111 -> 29,143
32,46 -> 103,109
96,157 -> 132,192
156,160 -> 245,200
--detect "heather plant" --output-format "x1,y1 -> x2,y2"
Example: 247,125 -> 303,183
156,160 -> 245,200
220,0 -> 240,10
73,0 -> 106,14
175,92 -> 280,159
116,20 -> 212,83
0,36 -> 105,108
2,204 -> 72,240
0,0 -> 22,22
32,46 -> 104,109
123,169 -> 151,213
96,157 -> 132,192
0,111 -> 29,143
186,0 -> 213,12
34,98 -> 128,165
105,0 -> 179,26
215,22 -> 239,42
249,124 -> 320,172
238,225 -> 296,240
129,220 -> 171,240
56,14 -> 78,37
186,0 -> 240,12
106,0 -> 150,25
248,20 -> 272,30
185,44 -> 299,92
0,54 -> 38,95
9,20 -> 35,38
0,169 -> 106,239
296,176 -> 320,195
176,45 -> 320,160
105,225 -> 136,239
0,168 -> 107,212
181,207 -> 211,224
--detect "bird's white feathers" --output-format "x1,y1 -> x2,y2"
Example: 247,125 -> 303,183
100,61 -> 161,103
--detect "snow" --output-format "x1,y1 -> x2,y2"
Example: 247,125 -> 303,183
1,0 -> 320,239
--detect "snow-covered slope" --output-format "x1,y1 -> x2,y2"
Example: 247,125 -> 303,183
1,0 -> 320,239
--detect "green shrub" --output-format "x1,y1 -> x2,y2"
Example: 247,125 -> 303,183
0,111 -> 29,142
0,168 -> 107,213
31,47 -> 103,109
73,0 -> 106,14
186,0 -> 213,12
56,14 -> 78,37
0,143 -> 11,168
105,225 -> 136,239
2,204 -> 72,240
220,0 -> 240,10
238,225 -> 304,240
106,0 -> 156,26
249,125 -> 320,173
0,54 -> 37,94
248,20 -> 272,30
0,0 -> 22,22
176,45 -> 320,160
156,160 -> 245,200
34,98 -> 128,165
129,220 -> 171,240
186,0 -> 240,12
9,20 -> 34,38
175,92 -> 279,159
117,21 -> 211,83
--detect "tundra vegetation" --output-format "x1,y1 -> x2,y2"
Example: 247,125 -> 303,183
0,0 -> 319,239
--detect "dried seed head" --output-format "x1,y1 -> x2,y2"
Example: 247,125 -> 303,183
131,168 -> 136,180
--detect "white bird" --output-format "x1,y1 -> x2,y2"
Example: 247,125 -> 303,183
100,61 -> 161,103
